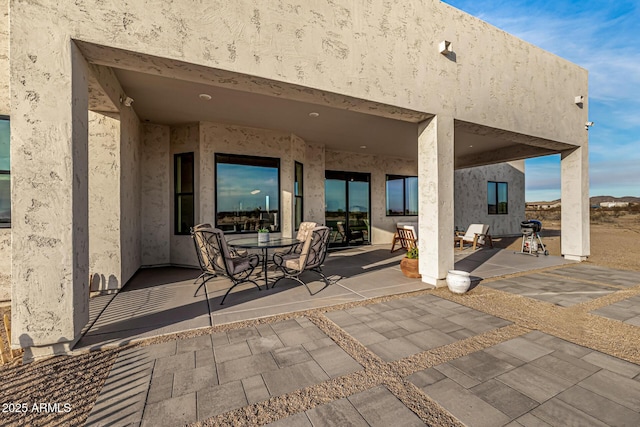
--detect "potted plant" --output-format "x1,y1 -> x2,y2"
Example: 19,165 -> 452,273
400,247 -> 421,278
257,227 -> 270,243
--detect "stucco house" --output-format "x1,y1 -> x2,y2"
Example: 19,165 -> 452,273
0,1 -> 589,360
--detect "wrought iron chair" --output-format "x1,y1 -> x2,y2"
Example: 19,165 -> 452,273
191,223 -> 215,290
272,226 -> 333,294
279,221 -> 317,255
191,227 -> 261,304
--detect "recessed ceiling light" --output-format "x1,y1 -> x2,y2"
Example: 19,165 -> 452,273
199,93 -> 212,101
360,145 -> 367,149
308,112 -> 320,117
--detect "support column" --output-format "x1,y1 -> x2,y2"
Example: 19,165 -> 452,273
11,40 -> 90,360
89,111 -> 122,292
418,115 -> 455,286
561,145 -> 590,260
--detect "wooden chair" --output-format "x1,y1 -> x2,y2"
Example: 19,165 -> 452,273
454,224 -> 493,250
391,226 -> 418,252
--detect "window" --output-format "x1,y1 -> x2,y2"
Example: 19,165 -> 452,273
386,175 -> 418,216
0,117 -> 9,227
215,154 -> 280,233
488,181 -> 508,214
294,162 -> 303,230
174,153 -> 194,235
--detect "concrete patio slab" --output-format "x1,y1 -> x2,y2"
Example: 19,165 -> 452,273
81,260 -> 640,427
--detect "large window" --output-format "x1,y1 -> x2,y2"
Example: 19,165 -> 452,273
215,154 -> 280,233
488,181 -> 508,214
174,153 -> 194,235
294,161 -> 303,230
0,117 -> 9,227
386,175 -> 418,216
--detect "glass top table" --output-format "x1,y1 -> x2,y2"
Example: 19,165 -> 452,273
227,237 -> 300,286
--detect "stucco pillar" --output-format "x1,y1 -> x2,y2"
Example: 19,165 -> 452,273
418,115 -> 455,286
560,145 -> 590,260
10,41 -> 90,360
88,111 -> 122,292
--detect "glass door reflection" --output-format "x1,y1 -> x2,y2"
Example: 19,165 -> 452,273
325,171 -> 370,247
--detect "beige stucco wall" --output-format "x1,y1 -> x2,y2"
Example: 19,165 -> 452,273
304,143 -> 326,226
325,150 -> 419,245
141,124 -> 171,266
119,102 -> 142,283
0,229 -> 9,301
12,0 -> 586,144
88,112 -> 122,292
454,161 -> 525,236
0,0 -> 9,301
170,123 -> 200,266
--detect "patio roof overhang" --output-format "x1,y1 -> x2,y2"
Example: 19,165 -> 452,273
78,41 -> 572,166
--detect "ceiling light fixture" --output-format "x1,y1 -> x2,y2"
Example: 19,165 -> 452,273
360,145 -> 367,149
308,112 -> 320,118
199,93 -> 212,101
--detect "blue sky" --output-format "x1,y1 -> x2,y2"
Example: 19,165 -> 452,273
443,0 -> 640,201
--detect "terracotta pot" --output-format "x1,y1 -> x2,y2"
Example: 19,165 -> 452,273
400,257 -> 421,278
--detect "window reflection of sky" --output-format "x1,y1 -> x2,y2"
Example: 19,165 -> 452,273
216,163 -> 278,212
0,119 -> 9,170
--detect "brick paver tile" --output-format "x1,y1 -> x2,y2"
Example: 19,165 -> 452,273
142,392 -> 196,427
348,386 -> 425,427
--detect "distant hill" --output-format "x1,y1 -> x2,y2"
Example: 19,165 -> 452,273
528,196 -> 640,205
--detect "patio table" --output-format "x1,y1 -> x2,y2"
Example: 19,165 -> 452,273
228,236 -> 299,286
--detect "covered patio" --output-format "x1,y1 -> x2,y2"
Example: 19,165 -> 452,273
75,246 -> 572,351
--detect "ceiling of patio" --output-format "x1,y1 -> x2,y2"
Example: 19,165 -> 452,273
114,67 -> 427,159
78,41 -> 572,165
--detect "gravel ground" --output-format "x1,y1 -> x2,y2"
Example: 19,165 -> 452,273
1,215 -> 639,426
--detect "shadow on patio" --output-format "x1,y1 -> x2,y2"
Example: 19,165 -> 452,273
74,245 -> 572,352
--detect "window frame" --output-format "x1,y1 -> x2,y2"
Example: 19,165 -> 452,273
214,153 -> 281,233
174,152 -> 195,235
385,174 -> 418,216
0,115 -> 10,228
294,161 -> 303,231
487,181 -> 509,215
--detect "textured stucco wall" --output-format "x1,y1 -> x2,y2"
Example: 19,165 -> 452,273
304,143 -> 326,226
13,0 -> 586,145
454,161 -> 525,236
0,0 -> 8,114
119,102 -> 142,283
199,122 -> 297,239
0,0 -> 9,299
0,229 -> 9,301
88,112 -> 122,292
325,150 -> 419,245
11,40 -> 91,352
170,123 -> 200,266
141,124 -> 171,266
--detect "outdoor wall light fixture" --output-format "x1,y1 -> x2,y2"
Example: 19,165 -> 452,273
575,95 -> 584,105
119,95 -> 134,107
439,40 -> 453,55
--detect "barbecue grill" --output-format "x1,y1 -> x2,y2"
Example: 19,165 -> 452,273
517,220 -> 548,256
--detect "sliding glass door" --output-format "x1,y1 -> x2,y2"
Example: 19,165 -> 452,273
325,171 -> 370,247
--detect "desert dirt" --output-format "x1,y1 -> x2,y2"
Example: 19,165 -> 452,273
0,207 -> 639,426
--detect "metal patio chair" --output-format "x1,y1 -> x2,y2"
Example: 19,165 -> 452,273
272,226 -> 333,294
191,227 -> 261,304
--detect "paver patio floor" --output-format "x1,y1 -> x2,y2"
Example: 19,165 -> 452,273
83,259 -> 640,426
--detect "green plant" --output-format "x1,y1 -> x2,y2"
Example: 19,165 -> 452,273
258,227 -> 270,233
406,247 -> 419,259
